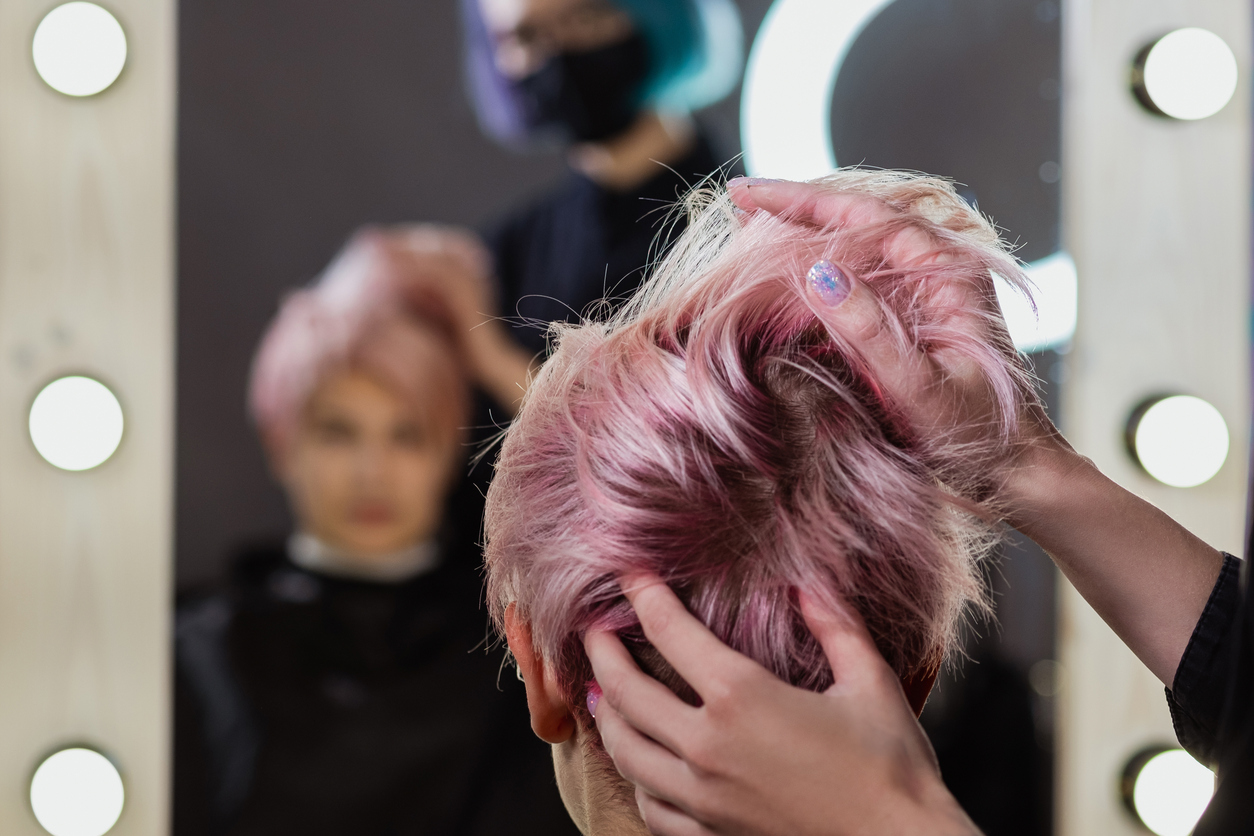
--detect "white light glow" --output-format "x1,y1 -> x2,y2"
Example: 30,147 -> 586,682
741,0 -> 891,178
1140,28 -> 1238,120
29,376 -> 124,472
1131,749 -> 1214,836
30,748 -> 125,836
1133,396 -> 1229,488
994,251 -> 1077,353
32,3 -> 127,97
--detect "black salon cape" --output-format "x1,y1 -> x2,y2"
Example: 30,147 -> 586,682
173,539 -> 579,836
485,131 -> 727,356
1168,550 -> 1254,833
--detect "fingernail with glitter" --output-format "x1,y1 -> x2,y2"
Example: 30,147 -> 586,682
729,177 -> 782,191
807,259 -> 850,306
586,681 -> 602,719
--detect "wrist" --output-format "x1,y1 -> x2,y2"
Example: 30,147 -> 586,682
997,433 -> 1096,533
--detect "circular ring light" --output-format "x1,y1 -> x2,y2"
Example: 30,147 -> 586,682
32,2 -> 127,97
1126,395 -> 1229,488
1132,28 -> 1238,120
29,376 -> 125,472
741,0 -> 892,180
1121,746 -> 1214,836
30,747 -> 125,836
741,0 -> 1077,353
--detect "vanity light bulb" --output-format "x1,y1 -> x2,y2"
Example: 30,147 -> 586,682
1123,747 -> 1214,836
1133,28 -> 1238,120
30,748 -> 125,836
32,2 -> 128,97
29,376 -> 125,471
1128,395 -> 1228,488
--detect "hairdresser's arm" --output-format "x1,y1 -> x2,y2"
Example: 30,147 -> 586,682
729,177 -> 1223,688
586,579 -> 980,836
380,225 -> 536,414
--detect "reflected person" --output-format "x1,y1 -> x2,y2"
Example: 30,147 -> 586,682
461,0 -> 743,352
174,232 -> 577,836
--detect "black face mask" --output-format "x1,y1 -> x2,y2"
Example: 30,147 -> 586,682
512,32 -> 651,144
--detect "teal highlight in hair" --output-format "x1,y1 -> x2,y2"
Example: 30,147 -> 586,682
612,0 -> 743,112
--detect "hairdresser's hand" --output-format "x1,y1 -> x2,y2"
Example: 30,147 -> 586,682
585,577 -> 980,836
727,177 -> 1071,505
375,225 -> 536,414
728,179 -> 1225,688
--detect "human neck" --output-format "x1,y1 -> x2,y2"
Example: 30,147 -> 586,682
566,110 -> 697,193
287,531 -> 440,583
555,735 -> 652,836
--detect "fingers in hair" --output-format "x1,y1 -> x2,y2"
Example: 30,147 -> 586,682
584,629 -> 697,755
797,588 -> 896,695
619,575 -> 769,704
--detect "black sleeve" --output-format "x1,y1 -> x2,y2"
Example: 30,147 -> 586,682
173,596 -> 260,835
1166,553 -> 1244,767
1191,553 -> 1254,836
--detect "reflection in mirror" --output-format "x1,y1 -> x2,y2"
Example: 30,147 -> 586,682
176,1 -> 1062,834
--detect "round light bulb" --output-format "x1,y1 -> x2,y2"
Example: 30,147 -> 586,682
1133,28 -> 1238,120
1123,748 -> 1214,836
30,748 -> 125,836
1128,395 -> 1228,488
29,376 -> 125,472
32,3 -> 128,97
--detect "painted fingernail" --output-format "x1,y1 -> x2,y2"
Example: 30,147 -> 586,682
807,259 -> 851,306
586,681 -> 602,719
729,176 -> 780,189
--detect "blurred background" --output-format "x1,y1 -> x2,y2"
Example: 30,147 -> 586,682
176,3 -> 1062,833
0,0 -> 1247,834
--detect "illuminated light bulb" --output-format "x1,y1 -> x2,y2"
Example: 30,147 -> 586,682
29,376 -> 125,471
994,250 -> 1078,353
32,3 -> 127,97
1127,395 -> 1229,488
30,748 -> 125,836
1122,747 -> 1215,836
1133,28 -> 1238,120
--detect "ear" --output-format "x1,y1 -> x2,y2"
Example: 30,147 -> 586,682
504,603 -> 576,744
901,665 -> 940,718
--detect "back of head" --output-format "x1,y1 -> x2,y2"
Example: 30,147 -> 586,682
484,169 -> 1034,722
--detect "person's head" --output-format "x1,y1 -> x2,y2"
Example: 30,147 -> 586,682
461,0 -> 743,145
250,231 -> 471,558
483,170 -> 1035,831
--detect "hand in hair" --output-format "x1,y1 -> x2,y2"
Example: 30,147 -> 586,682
728,176 -> 1067,513
585,576 -> 981,836
370,225 -> 537,413
727,177 -> 1223,687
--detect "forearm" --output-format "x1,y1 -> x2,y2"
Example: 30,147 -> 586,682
471,328 -> 537,417
1004,440 -> 1224,686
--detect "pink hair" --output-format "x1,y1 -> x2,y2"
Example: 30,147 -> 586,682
484,170 -> 1037,723
249,229 -> 470,458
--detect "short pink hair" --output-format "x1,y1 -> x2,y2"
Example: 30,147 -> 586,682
249,229 -> 470,458
484,170 -> 1036,721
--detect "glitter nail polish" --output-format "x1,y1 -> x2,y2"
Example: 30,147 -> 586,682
807,259 -> 850,306
586,681 -> 602,719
